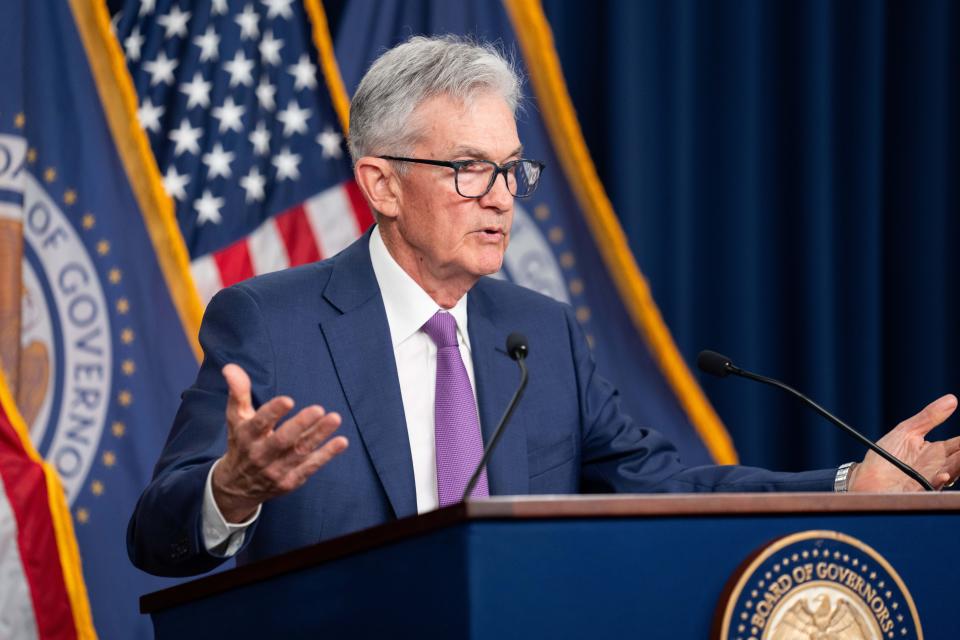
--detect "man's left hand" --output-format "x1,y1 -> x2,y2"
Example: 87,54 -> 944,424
850,394 -> 960,491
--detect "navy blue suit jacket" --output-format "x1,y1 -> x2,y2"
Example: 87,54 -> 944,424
127,231 -> 834,577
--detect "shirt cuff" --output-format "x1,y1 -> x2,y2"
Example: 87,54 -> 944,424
202,458 -> 261,557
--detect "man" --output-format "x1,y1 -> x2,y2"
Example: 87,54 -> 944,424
128,36 -> 960,578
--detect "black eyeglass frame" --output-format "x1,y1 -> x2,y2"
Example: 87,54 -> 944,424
378,155 -> 546,199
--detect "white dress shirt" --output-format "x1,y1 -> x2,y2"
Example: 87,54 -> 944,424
202,226 -> 476,554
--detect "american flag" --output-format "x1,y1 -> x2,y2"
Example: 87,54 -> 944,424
114,0 -> 371,304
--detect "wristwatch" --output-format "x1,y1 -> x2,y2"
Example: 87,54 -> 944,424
834,461 -> 857,493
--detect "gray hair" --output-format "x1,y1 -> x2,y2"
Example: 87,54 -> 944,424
348,35 -> 522,162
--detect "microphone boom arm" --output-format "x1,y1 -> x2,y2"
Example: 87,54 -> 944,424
462,356 -> 529,502
729,364 -> 935,492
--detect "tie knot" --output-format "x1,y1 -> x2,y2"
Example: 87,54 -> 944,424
422,311 -> 459,348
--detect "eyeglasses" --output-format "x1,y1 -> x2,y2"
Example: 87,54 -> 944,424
378,156 -> 545,199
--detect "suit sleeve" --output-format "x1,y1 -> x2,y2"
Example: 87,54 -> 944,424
565,306 -> 836,493
126,285 -> 276,576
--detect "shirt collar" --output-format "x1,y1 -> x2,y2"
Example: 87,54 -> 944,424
369,225 -> 470,350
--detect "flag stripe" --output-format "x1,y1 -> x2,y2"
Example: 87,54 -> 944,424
0,477 -> 39,639
247,218 -> 290,276
0,367 -> 90,639
274,205 -> 322,266
344,179 -> 374,233
190,255 -> 224,306
0,454 -> 74,640
304,185 -> 358,259
214,240 -> 255,287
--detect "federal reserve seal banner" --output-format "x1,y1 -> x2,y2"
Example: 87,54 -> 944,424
718,530 -> 923,640
0,0 -> 200,636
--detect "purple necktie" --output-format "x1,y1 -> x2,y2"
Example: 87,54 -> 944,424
422,311 -> 489,505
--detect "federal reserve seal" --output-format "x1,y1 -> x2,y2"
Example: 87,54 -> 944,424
718,530 -> 922,640
0,133 -> 113,507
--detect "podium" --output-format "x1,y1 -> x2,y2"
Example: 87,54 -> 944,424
141,494 -> 960,638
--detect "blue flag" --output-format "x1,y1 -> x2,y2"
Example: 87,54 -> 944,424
333,0 -> 735,465
0,0 -> 202,636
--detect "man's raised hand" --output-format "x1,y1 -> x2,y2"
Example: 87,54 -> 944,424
211,363 -> 348,522
850,394 -> 960,492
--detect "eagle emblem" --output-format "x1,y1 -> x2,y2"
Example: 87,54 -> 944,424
770,594 -> 873,640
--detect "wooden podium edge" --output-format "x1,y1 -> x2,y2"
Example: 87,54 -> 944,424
140,492 -> 960,614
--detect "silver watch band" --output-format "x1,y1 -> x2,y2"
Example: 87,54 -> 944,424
834,461 -> 856,493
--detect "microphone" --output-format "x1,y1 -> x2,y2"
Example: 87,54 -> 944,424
696,350 -> 935,492
462,332 -> 529,501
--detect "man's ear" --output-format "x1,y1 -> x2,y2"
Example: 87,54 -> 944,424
354,157 -> 401,220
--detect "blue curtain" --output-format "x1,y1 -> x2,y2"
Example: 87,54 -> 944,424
310,0 -> 960,472
539,0 -> 960,471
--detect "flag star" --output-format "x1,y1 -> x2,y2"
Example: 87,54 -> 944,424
272,147 -> 301,181
211,0 -> 228,16
249,121 -> 271,155
223,50 -> 255,87
212,96 -> 246,133
194,189 -> 224,224
124,27 -> 144,61
287,54 -> 317,91
138,0 -> 156,17
202,143 -> 235,179
180,72 -> 212,109
316,126 -> 343,159
168,119 -> 203,156
235,4 -> 260,41
157,6 -> 191,39
277,99 -> 311,137
261,0 -> 294,20
258,30 -> 284,66
143,51 -> 178,86
137,98 -> 164,133
161,165 -> 190,201
255,77 -> 277,111
240,166 -> 267,202
193,26 -> 220,63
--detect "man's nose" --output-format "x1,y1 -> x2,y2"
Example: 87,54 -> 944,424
480,171 -> 513,211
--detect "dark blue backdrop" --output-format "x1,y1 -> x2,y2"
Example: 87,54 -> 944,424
326,0 -> 960,472
537,0 -> 960,471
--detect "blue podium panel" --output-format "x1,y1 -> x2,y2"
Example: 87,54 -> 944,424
144,496 -> 960,638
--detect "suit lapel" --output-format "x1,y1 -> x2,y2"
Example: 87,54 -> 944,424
319,233 -> 418,519
468,284 -> 529,496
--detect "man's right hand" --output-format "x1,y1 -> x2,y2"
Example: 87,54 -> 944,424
211,363 -> 349,523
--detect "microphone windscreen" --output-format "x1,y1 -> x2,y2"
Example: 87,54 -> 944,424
697,350 -> 734,377
506,332 -> 529,360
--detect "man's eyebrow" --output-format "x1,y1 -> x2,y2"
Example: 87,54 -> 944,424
449,145 -> 524,162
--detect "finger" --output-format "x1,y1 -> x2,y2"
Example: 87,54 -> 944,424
899,394 -> 957,436
291,412 -> 342,456
942,448 -> 960,479
946,434 -> 960,456
246,395 -> 295,437
269,405 -> 328,451
294,435 -> 349,478
223,364 -> 255,425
